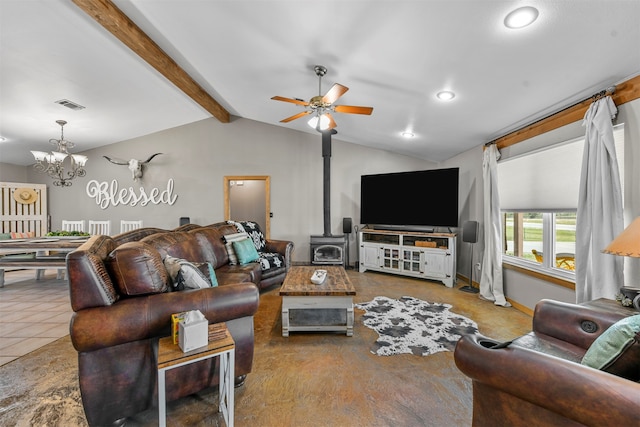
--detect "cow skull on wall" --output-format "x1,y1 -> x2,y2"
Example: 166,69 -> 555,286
103,153 -> 163,181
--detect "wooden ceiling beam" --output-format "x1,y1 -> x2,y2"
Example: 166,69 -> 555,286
72,0 -> 230,123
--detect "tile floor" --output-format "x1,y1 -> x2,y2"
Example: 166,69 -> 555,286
0,269 -> 73,366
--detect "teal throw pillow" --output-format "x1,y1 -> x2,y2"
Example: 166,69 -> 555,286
232,238 -> 260,265
223,232 -> 249,265
204,261 -> 219,287
581,314 -> 640,380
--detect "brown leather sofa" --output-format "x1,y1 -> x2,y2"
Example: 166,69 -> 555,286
67,222 -> 294,426
454,299 -> 640,427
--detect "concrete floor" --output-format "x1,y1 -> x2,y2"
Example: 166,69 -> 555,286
1,268 -> 532,426
127,269 -> 532,426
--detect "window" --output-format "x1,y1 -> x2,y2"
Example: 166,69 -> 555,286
503,211 -> 576,273
498,124 -> 624,279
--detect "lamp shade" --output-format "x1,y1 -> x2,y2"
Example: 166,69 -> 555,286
72,154 -> 88,167
31,150 -> 48,162
51,151 -> 68,162
308,114 -> 330,130
603,217 -> 640,257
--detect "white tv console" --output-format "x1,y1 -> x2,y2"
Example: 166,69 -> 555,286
358,228 -> 457,287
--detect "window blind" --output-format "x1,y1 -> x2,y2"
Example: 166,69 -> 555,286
497,124 -> 624,211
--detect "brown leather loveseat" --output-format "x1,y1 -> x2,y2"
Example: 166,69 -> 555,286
67,222 -> 293,426
454,299 -> 640,427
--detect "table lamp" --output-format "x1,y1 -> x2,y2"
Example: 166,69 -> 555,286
602,216 -> 640,310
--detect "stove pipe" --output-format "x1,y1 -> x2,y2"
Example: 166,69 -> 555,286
321,129 -> 337,237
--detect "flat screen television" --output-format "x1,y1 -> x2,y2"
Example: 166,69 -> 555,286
360,167 -> 459,230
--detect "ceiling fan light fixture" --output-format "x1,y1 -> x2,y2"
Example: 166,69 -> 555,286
401,131 -> 414,138
504,6 -> 539,29
436,91 -> 456,101
308,113 -> 330,131
272,65 -> 373,129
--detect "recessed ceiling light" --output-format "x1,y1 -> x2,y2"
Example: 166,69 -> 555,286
504,6 -> 539,29
436,91 -> 455,101
0,136 -> 6,142
401,132 -> 414,138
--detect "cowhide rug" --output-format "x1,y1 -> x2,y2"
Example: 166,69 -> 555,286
355,296 -> 479,356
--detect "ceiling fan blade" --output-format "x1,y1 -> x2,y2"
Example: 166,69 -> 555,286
271,96 -> 309,106
334,105 -> 374,115
325,113 -> 337,129
280,110 -> 311,123
322,84 -> 349,105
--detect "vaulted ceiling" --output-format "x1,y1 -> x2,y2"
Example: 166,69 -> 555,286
1,0 -> 639,166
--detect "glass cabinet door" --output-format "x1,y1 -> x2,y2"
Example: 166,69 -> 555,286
402,249 -> 422,273
382,248 -> 400,270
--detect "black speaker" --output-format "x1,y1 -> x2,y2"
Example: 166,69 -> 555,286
462,220 -> 479,244
460,220 -> 480,293
179,217 -> 190,226
343,217 -> 353,234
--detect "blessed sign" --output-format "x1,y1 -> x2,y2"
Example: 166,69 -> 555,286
86,179 -> 178,209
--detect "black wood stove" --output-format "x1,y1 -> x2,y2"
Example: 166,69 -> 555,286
309,129 -> 346,266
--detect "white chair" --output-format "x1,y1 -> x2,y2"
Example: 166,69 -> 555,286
37,220 -> 85,280
88,220 -> 111,236
120,220 -> 143,234
61,220 -> 85,232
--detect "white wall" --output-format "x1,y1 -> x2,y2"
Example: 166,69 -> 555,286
439,146 -> 484,285
10,116 -> 433,263
0,162 -> 29,182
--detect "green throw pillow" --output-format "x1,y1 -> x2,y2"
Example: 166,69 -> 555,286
232,238 -> 259,265
581,315 -> 640,378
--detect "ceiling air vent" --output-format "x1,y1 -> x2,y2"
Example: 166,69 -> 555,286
54,99 -> 86,111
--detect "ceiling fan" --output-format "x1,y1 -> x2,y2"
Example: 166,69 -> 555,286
271,65 -> 373,131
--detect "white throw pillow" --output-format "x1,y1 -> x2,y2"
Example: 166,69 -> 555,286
223,232 -> 249,265
163,255 -> 216,290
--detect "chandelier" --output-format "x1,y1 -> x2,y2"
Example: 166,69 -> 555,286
31,120 -> 88,187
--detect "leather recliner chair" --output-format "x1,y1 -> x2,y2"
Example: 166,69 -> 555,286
454,299 -> 640,427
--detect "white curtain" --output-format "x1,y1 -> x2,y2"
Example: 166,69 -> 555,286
480,144 -> 510,307
575,96 -> 623,303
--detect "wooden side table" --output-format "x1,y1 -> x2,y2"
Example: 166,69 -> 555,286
157,323 -> 235,427
581,297 -> 639,316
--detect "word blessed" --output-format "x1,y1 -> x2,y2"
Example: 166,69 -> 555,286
86,179 -> 178,209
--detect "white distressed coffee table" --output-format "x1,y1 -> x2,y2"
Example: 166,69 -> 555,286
279,266 -> 356,337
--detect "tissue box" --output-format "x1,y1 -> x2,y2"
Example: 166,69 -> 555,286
171,312 -> 188,344
178,314 -> 209,352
